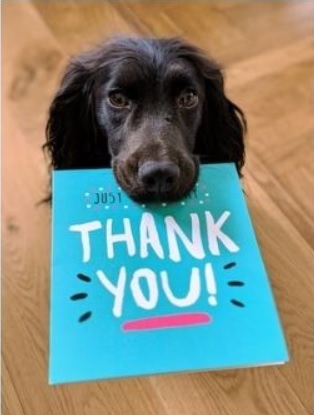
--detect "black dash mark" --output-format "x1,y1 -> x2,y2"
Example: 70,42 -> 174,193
70,293 -> 88,301
77,273 -> 91,283
224,262 -> 237,270
79,311 -> 92,323
228,281 -> 245,287
230,299 -> 245,308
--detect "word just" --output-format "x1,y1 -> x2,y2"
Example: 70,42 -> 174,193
69,210 -> 240,263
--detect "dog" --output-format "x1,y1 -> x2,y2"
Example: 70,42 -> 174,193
45,36 -> 246,202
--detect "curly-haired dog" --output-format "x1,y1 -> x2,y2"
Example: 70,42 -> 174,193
45,36 -> 246,202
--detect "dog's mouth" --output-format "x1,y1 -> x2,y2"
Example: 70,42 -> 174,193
112,155 -> 199,203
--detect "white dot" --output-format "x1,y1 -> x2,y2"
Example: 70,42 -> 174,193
105,205 -> 110,210
208,296 -> 217,306
124,205 -> 129,209
199,200 -> 204,204
162,203 -> 167,207
196,182 -> 199,187
85,192 -> 90,197
99,187 -> 104,191
181,201 -> 186,206
141,204 -> 146,209
205,193 -> 210,197
86,204 -> 92,209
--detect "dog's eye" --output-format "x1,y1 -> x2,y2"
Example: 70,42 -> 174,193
108,91 -> 130,109
177,89 -> 199,108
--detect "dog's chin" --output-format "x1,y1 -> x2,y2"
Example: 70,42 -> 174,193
126,183 -> 196,204
112,156 -> 199,204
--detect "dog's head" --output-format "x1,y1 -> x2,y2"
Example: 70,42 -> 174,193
45,36 -> 246,202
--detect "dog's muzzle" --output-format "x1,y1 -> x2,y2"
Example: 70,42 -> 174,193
113,152 -> 199,203
137,161 -> 180,196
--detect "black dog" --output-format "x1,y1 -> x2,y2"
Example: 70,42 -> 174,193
45,36 -> 246,202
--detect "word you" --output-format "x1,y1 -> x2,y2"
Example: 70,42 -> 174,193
96,262 -> 218,318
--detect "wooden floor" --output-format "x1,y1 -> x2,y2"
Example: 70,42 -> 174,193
2,1 -> 313,414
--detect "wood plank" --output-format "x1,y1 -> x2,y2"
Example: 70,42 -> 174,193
2,1 -> 66,147
278,140 -> 314,237
242,174 -> 313,413
149,364 -> 308,415
33,2 -> 137,53
114,1 -> 244,60
227,37 -> 312,89
247,103 -> 313,164
245,151 -> 313,246
2,360 -> 25,415
228,54 -> 313,243
115,1 -> 313,64
215,1 -> 313,41
3,1 -> 313,414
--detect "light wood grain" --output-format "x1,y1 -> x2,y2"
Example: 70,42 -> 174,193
3,1 -> 313,415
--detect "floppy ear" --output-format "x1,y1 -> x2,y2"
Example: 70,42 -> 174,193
193,57 -> 246,175
44,54 -> 111,170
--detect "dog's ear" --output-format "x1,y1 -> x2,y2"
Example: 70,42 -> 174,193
193,55 -> 246,175
44,53 -> 111,170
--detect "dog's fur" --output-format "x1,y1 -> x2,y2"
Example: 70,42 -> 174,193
45,36 -> 246,202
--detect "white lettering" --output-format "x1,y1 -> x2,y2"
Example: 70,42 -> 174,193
130,268 -> 159,310
204,263 -> 218,306
96,267 -> 127,317
165,214 -> 205,262
139,213 -> 164,259
106,218 -> 136,258
160,268 -> 201,307
69,221 -> 102,263
205,211 -> 239,255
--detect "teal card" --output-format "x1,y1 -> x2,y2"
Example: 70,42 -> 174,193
49,163 -> 289,384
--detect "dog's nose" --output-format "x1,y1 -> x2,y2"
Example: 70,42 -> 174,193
138,161 -> 180,194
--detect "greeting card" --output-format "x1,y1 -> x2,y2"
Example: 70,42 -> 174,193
49,163 -> 288,384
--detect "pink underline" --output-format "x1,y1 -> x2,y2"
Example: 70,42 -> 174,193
122,312 -> 212,332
